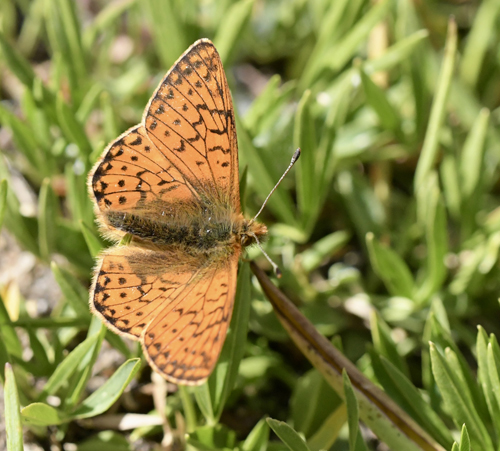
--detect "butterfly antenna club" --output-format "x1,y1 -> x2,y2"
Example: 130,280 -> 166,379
249,148 -> 301,225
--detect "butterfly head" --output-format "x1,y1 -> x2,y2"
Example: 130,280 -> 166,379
240,219 -> 267,248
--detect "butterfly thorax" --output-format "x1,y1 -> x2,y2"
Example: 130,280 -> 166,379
102,207 -> 266,254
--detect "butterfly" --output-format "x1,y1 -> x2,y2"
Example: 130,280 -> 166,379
88,39 -> 269,385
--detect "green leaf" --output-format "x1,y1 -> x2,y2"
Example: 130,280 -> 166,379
477,327 -> 500,434
0,293 -> 23,359
71,358 -> 141,419
266,418 -> 311,451
343,370 -> 359,451
294,90 -> 319,235
365,29 -> 429,73
38,332 -> 100,400
187,424 -> 236,450
51,262 -> 91,318
414,18 -> 456,189
56,93 -> 93,158
328,0 -> 390,73
64,318 -> 107,410
44,0 -> 87,103
38,178 -> 59,261
459,0 -> 500,88
370,353 -> 453,447
429,343 -> 493,451
26,328 -> 52,376
0,178 -> 7,230
458,425 -> 471,451
366,232 -> 414,299
194,379 -> 215,425
298,231 -> 350,273
0,31 -> 35,87
440,155 -> 461,220
76,82 -> 104,124
0,102 -> 46,177
178,385 -> 197,433
241,417 -> 269,451
5,363 -> 24,451
244,74 -> 283,133
21,402 -> 68,426
55,0 -> 87,82
300,0 -> 391,89
307,405 -> 346,451
142,0 -> 188,69
236,113 -> 297,226
304,0 -> 350,83
486,336 -> 500,414
20,88 -> 52,158
99,90 -> 120,143
0,333 -> 10,384
370,312 -> 409,377
459,108 -> 490,199
82,0 -> 136,50
65,163 -> 93,225
80,220 -> 103,257
54,222 -> 94,273
214,0 -> 254,64
291,369 -> 342,438
0,159 -> 39,257
77,430 -> 132,451
415,172 -> 448,302
359,68 -> 403,139
337,172 -> 385,242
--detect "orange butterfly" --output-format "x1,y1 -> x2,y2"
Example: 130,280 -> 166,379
88,39 -> 273,385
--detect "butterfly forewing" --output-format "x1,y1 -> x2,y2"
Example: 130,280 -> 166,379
144,40 -> 240,210
91,126 -> 196,220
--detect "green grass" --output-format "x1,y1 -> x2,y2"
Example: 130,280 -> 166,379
1,0 -> 500,450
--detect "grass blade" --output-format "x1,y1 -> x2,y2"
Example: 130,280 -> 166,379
267,418 -> 311,451
0,179 -> 7,229
430,343 -> 493,451
414,18 -> 457,190
213,0 -> 254,64
5,363 -> 24,451
71,358 -> 141,419
366,232 -> 414,299
38,332 -> 100,400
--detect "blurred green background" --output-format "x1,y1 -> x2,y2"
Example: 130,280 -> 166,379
1,0 -> 500,450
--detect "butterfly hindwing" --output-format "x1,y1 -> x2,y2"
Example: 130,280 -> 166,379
91,246 -> 239,385
143,252 -> 239,384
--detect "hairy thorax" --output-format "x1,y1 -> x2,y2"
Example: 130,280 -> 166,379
102,205 -> 267,256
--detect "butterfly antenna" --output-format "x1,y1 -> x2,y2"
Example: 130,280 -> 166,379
248,232 -> 282,278
249,148 -> 301,225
